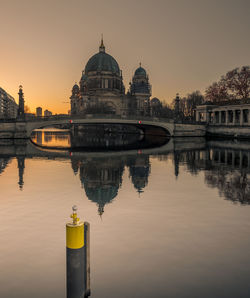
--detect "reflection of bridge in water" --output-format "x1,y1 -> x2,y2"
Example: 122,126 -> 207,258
0,137 -> 206,215
0,137 -> 207,158
1,138 -> 250,210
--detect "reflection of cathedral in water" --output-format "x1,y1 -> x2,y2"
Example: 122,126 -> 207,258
70,154 -> 151,215
3,139 -> 250,207
127,155 -> 151,194
73,156 -> 125,215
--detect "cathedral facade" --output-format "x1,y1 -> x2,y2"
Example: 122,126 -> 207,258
70,39 -> 151,117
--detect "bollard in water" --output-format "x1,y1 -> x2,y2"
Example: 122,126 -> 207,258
84,222 -> 91,297
66,205 -> 90,298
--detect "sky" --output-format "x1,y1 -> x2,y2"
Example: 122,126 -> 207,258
0,0 -> 249,114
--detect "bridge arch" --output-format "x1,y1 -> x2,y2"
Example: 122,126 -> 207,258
26,117 -> 174,138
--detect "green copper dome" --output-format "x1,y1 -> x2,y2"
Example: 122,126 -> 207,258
72,83 -> 79,91
85,51 -> 120,74
135,66 -> 147,76
84,185 -> 118,204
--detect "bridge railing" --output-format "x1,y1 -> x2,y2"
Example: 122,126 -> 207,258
0,117 -> 17,123
30,114 -> 175,123
1,114 -> 208,125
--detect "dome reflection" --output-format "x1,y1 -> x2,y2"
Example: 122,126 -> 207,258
71,154 -> 151,215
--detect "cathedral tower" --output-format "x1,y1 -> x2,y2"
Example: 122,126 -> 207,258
130,64 -> 151,116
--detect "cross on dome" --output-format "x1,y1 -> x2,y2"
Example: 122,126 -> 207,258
99,34 -> 105,53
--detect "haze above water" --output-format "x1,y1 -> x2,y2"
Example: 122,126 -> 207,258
0,131 -> 250,298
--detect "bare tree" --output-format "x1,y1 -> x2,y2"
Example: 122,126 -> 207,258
205,81 -> 230,103
223,66 -> 250,99
171,91 -> 204,119
151,98 -> 174,118
161,103 -> 174,118
185,91 -> 204,118
205,66 -> 250,102
24,105 -> 31,113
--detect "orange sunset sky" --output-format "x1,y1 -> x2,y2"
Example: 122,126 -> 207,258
0,0 -> 249,114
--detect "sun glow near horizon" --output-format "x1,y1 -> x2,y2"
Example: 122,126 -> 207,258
0,0 -> 249,114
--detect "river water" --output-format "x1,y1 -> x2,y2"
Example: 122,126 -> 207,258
0,129 -> 250,298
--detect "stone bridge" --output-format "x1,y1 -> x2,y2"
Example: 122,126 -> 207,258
0,115 -> 206,139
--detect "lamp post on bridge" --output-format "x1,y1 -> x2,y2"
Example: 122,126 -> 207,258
17,85 -> 25,119
174,93 -> 181,123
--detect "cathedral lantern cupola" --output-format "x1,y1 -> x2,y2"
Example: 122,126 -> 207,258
134,64 -> 147,77
72,83 -> 80,95
99,36 -> 105,53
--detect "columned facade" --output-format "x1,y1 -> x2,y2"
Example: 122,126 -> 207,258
196,102 -> 250,126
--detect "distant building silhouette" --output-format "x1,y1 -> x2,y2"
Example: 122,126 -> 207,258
44,109 -> 52,117
36,107 -> 42,117
0,87 -> 18,119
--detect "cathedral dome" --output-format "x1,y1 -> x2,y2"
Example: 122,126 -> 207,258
72,83 -> 80,96
151,97 -> 161,105
80,72 -> 87,81
85,41 -> 120,75
72,83 -> 79,91
134,66 -> 147,76
84,185 -> 118,204
81,39 -> 124,95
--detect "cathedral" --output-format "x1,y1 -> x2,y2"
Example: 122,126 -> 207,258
70,39 -> 151,116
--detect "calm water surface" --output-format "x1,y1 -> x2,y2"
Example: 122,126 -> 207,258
0,130 -> 250,298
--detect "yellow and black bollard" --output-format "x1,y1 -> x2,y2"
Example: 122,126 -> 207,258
66,205 -> 90,298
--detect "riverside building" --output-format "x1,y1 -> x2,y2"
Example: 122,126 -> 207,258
0,87 -> 18,119
196,99 -> 250,125
36,107 -> 42,117
70,39 -> 151,117
44,109 -> 52,117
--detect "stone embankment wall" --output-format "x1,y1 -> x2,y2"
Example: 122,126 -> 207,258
174,124 -> 206,137
0,122 -> 15,138
207,126 -> 250,139
0,122 -> 27,139
174,137 -> 206,150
